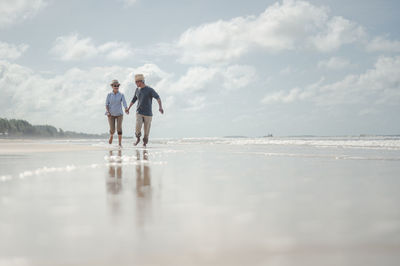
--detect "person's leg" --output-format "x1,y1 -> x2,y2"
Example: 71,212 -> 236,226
142,115 -> 153,147
117,115 -> 123,146
108,116 -> 116,144
134,113 -> 143,146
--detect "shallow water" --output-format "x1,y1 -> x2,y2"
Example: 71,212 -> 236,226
1,137 -> 400,266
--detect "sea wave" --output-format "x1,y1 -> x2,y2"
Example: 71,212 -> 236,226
160,136 -> 400,150
37,136 -> 400,150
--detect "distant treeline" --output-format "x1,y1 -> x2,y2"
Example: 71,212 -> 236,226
0,118 -> 106,138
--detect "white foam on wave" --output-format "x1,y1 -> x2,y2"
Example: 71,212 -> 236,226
19,165 -> 77,179
0,257 -> 30,266
235,151 -> 400,161
104,155 -> 166,166
2,165 -> 77,182
35,136 -> 400,150
224,138 -> 400,150
161,136 -> 400,150
0,175 -> 12,182
90,163 -> 99,168
2,149 -> 169,183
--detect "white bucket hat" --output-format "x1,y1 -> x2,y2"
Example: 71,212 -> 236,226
110,79 -> 120,85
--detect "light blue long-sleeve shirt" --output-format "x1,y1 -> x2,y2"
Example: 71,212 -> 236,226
105,91 -> 127,116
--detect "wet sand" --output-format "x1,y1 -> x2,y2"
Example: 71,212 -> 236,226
1,138 -> 400,266
0,139 -> 103,154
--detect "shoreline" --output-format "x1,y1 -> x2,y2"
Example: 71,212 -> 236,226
0,139 -> 103,154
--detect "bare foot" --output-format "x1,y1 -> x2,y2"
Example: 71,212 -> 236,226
134,137 -> 140,146
109,135 -> 113,144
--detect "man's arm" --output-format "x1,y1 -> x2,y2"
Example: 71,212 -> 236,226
128,89 -> 138,111
157,98 -> 164,114
151,88 -> 163,114
122,94 -> 129,114
127,99 -> 136,111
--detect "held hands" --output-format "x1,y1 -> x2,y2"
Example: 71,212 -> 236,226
125,108 -> 129,115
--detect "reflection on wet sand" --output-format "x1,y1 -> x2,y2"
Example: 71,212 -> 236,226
104,149 -> 153,222
136,150 -> 151,197
106,150 -> 123,194
106,149 -> 123,214
135,149 -> 152,226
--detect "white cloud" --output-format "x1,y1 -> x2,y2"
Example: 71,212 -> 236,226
0,0 -> 46,27
169,65 -> 256,94
136,42 -> 180,58
0,58 -> 256,132
185,96 -> 206,111
366,36 -> 400,53
311,16 -> 365,52
279,66 -> 306,75
317,56 -> 351,70
177,0 -> 365,64
51,34 -> 97,61
262,56 -> 400,107
171,67 -> 220,93
262,87 -> 307,104
160,64 -> 256,110
0,42 -> 29,60
0,60 -> 161,132
50,33 -> 134,61
221,65 -> 257,89
280,66 -> 294,75
121,0 -> 137,6
98,42 -> 133,60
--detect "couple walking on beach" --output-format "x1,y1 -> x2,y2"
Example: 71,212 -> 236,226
105,74 -> 164,147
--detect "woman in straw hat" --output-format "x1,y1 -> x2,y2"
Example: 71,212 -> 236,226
105,79 -> 128,147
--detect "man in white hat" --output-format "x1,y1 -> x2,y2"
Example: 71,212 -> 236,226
105,79 -> 128,147
127,74 -> 164,147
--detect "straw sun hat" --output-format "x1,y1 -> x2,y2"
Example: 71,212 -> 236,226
134,74 -> 145,82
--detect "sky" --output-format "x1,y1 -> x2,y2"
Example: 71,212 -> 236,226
0,0 -> 399,137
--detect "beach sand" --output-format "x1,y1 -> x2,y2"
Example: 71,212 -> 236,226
0,139 -> 103,154
0,138 -> 400,266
